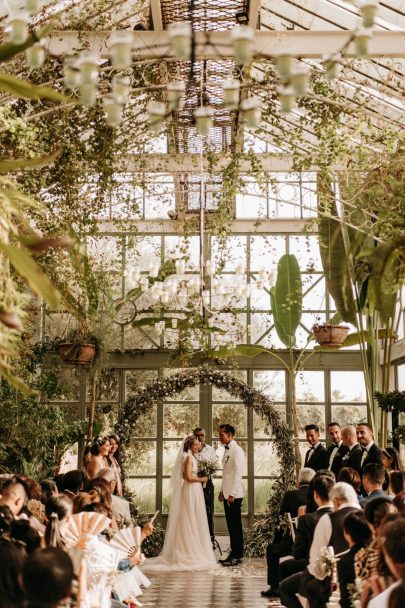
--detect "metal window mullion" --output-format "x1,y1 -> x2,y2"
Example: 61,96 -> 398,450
156,368 -> 164,514
325,369 -> 332,445
247,368 -> 255,525
247,236 -> 251,344
77,367 -> 88,468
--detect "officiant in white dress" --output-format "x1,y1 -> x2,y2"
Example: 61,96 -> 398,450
218,423 -> 245,567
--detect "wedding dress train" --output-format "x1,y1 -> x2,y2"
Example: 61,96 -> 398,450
142,450 -> 218,572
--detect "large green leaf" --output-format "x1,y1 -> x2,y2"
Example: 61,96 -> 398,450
0,72 -> 69,102
272,254 -> 302,347
0,367 -> 35,395
317,174 -> 358,324
0,146 -> 63,174
0,242 -> 60,308
270,286 -> 291,347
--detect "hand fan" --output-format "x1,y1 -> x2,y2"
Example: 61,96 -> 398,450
62,512 -> 111,550
109,526 -> 142,558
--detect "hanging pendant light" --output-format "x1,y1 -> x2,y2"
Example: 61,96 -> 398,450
8,12 -> 29,45
323,53 -> 342,81
231,26 -> 254,65
222,79 -> 240,109
63,57 -> 81,89
359,1 -> 379,28
103,95 -> 124,127
79,84 -> 97,107
147,101 -> 166,133
25,0 -> 41,15
168,22 -> 192,60
109,30 -> 133,69
291,66 -> 310,96
112,75 -> 131,101
26,43 -> 45,69
77,53 -> 99,85
278,85 -> 296,114
195,106 -> 214,136
167,81 -> 186,111
354,28 -> 372,57
275,48 -> 293,78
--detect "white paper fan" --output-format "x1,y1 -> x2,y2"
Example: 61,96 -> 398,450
63,512 -> 111,549
109,526 -> 142,558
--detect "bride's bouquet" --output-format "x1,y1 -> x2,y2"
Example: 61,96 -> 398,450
197,458 -> 220,479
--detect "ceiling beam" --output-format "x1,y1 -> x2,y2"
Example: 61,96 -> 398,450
149,0 -> 163,30
116,153 -> 345,173
47,30 -> 405,59
248,0 -> 261,28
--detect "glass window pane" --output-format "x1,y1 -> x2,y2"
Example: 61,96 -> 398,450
250,236 -> 286,272
253,407 -> 286,438
212,370 -> 247,401
127,441 -> 156,475
253,370 -> 286,401
212,404 -> 247,438
254,479 -> 274,513
254,442 -> 280,475
296,371 -> 325,402
398,364 -> 405,391
331,372 -> 367,402
93,369 -> 119,401
302,275 -> 326,311
127,479 -> 155,513
289,235 -> 322,271
133,407 -> 157,438
126,370 -> 158,397
162,478 -> 173,514
213,478 -> 248,514
297,405 -> 326,439
211,236 -> 247,272
163,403 -> 199,438
163,369 -> 199,401
332,405 -> 367,427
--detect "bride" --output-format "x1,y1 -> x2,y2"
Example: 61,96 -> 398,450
143,435 -> 218,571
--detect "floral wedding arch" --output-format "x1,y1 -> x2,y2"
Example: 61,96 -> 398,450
115,366 -> 295,556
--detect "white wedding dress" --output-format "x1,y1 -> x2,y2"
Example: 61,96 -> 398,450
142,446 -> 218,572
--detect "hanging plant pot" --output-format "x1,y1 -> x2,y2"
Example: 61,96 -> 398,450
57,342 -> 96,364
312,323 -> 349,348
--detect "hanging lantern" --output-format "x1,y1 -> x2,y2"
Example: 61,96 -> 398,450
175,259 -> 186,274
275,49 -> 293,78
278,85 -> 295,114
168,22 -> 192,60
359,1 -> 379,28
112,75 -> 131,101
149,262 -> 159,278
109,30 -> 133,69
205,259 -> 215,276
167,81 -> 186,111
26,0 -> 41,15
132,265 -> 141,281
77,53 -> 99,85
8,12 -> 29,45
222,79 -> 240,109
79,84 -> 97,107
195,106 -> 214,137
291,65 -> 310,96
231,26 -> 254,65
63,57 -> 81,89
354,28 -> 372,57
140,277 -> 149,292
26,43 -> 45,69
241,98 -> 261,128
323,53 -> 342,81
103,95 -> 124,127
147,101 -> 166,133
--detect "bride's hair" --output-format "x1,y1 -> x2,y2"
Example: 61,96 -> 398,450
183,435 -> 197,452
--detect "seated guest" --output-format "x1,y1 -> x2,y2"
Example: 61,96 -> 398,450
305,469 -> 335,514
44,495 -> 73,548
325,422 -> 347,476
357,423 -> 383,473
0,476 -> 28,517
10,519 -> 41,554
261,467 -> 315,597
23,547 -> 74,608
304,425 -> 328,472
40,480 -> 58,504
277,475 -> 335,588
98,467 -> 131,529
368,517 -> 405,608
0,504 -> 14,536
0,537 -> 27,608
341,425 -> 363,476
360,463 -> 387,507
280,482 -> 360,608
389,471 -> 405,496
393,490 -> 405,514
338,511 -> 373,608
62,469 -> 84,497
355,496 -> 398,604
338,466 -> 362,499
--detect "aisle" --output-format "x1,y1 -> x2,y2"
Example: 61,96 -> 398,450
139,559 -> 283,607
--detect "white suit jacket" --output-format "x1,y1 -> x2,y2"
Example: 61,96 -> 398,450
221,440 -> 245,500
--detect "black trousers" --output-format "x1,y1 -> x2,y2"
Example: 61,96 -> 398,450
203,478 -> 215,540
279,571 -> 304,608
279,557 -> 308,583
223,497 -> 243,558
266,534 -> 294,588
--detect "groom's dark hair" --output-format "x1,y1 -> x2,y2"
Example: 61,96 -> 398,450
220,424 -> 235,436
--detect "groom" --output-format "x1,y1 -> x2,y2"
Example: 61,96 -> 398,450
218,423 -> 245,567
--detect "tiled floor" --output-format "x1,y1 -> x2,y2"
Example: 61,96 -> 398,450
139,556 -> 283,607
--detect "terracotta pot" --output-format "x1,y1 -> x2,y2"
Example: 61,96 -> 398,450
57,343 -> 96,364
312,324 -> 349,348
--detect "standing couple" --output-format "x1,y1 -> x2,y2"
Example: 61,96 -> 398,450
143,424 -> 245,571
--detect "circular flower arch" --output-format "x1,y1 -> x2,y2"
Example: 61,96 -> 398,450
115,366 -> 295,556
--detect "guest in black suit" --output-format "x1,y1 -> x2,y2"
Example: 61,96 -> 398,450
341,425 -> 363,476
304,424 -> 328,472
356,422 -> 383,473
261,467 -> 315,598
360,463 -> 387,507
338,510 -> 373,608
278,475 -> 335,585
306,469 -> 335,514
325,422 -> 348,477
